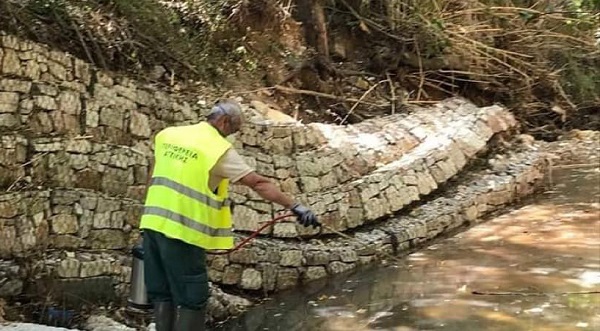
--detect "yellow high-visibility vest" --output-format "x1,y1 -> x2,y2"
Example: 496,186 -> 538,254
140,122 -> 234,250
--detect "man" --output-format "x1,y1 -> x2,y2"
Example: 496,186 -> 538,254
140,99 -> 320,331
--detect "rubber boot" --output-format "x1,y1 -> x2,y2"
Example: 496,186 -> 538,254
174,306 -> 206,331
154,301 -> 175,331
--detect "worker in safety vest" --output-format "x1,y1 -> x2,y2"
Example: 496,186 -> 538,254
140,99 -> 320,331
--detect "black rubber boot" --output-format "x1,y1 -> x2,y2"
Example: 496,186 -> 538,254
154,301 -> 175,331
174,306 -> 206,331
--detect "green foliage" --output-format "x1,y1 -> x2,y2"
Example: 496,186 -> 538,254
0,0 -> 250,80
569,0 -> 600,12
557,52 -> 600,108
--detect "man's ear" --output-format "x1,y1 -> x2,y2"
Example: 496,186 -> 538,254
217,117 -> 226,133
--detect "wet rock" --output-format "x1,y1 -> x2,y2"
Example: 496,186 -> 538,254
240,268 -> 262,290
303,266 -> 327,281
258,263 -> 277,292
208,284 -> 252,318
327,261 -> 355,275
304,250 -> 330,266
279,250 -> 303,267
276,268 -> 299,290
85,315 -> 135,331
0,323 -> 77,331
338,249 -> 358,263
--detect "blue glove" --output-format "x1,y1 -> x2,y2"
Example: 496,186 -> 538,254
290,203 -> 321,229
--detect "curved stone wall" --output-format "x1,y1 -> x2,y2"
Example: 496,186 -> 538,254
229,98 -> 518,237
204,147 -> 548,291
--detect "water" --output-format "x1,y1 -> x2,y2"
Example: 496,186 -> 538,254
218,165 -> 600,331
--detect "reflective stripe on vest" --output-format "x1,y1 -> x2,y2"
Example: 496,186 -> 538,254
140,122 -> 234,250
143,206 -> 232,238
150,177 -> 231,209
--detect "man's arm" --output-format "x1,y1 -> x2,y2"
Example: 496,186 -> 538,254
216,148 -> 320,228
237,171 -> 319,228
237,172 -> 294,209
143,156 -> 155,201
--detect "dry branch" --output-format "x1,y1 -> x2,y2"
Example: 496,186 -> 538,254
273,85 -> 389,107
340,80 -> 385,124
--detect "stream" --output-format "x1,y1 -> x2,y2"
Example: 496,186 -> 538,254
217,165 -> 600,331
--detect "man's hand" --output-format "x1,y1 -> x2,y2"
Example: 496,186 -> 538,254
290,203 -> 320,229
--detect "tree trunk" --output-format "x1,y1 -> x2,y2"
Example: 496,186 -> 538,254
312,0 -> 329,58
296,0 -> 329,58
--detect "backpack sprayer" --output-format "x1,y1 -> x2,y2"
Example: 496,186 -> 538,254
126,213 -> 295,313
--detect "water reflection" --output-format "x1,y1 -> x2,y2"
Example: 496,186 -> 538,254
218,166 -> 600,331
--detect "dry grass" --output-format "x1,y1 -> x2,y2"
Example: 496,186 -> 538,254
0,0 -> 597,133
327,0 -> 599,135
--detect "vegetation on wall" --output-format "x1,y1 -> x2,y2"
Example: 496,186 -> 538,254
0,0 -> 598,136
0,0 -> 260,81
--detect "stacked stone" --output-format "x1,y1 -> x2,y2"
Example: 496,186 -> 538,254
0,186 -> 143,302
0,260 -> 23,298
0,191 -> 49,258
205,145 -> 549,292
0,35 -> 200,141
0,189 -> 142,259
29,138 -> 149,200
42,250 -> 133,300
231,99 -> 517,237
0,134 -> 27,187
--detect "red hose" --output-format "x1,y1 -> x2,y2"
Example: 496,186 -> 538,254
209,213 -> 295,255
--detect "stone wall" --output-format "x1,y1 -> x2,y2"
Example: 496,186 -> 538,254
0,33 -> 549,323
232,99 -> 518,237
1,34 -> 519,238
204,146 -> 548,292
0,189 -> 142,259
0,143 -> 549,300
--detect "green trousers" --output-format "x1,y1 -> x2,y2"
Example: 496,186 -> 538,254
143,229 -> 209,310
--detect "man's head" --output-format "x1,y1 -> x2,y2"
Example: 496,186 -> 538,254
206,99 -> 243,138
